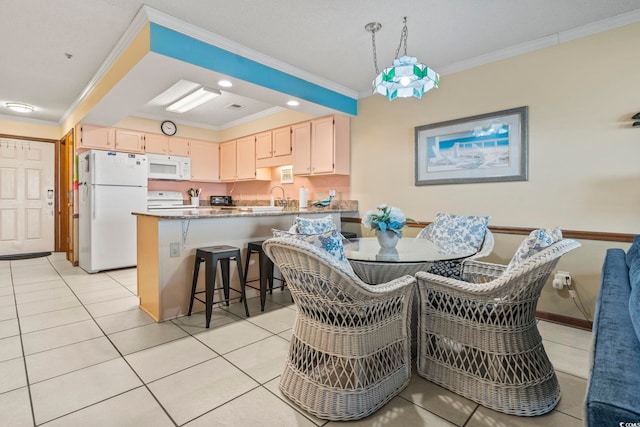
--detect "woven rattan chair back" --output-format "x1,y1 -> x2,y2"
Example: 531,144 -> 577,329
415,238 -> 580,416
263,237 -> 416,421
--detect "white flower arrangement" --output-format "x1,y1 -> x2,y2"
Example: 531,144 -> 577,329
362,204 -> 412,237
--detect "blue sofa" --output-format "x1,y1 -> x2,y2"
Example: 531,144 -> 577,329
586,236 -> 640,425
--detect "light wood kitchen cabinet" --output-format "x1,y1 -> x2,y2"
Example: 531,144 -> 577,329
256,126 -> 293,168
292,115 -> 350,176
292,122 -> 312,175
168,137 -> 191,156
219,137 -> 271,181
114,129 -> 145,153
255,131 -> 272,160
78,124 -> 115,150
237,135 -> 257,180
190,139 -> 219,182
219,140 -> 237,181
273,126 -> 292,158
144,133 -> 169,154
144,134 -> 191,156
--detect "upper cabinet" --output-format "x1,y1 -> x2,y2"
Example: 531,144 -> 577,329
255,131 -> 272,161
220,137 -> 271,181
143,133 -> 168,154
255,127 -> 292,168
114,129 -> 145,153
291,122 -> 311,175
236,135 -> 257,180
219,140 -> 237,181
292,115 -> 350,176
190,139 -> 219,182
77,125 -> 115,151
78,124 -> 193,156
77,125 -> 145,153
145,134 -> 191,156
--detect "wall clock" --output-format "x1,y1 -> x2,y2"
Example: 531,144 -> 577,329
161,120 -> 177,136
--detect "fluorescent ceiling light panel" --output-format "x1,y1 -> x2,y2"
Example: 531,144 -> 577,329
148,80 -> 200,107
6,102 -> 34,113
166,86 -> 221,113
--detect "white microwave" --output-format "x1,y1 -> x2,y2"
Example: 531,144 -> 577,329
147,153 -> 191,181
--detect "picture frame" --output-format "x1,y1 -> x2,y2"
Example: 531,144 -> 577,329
415,106 -> 528,186
280,165 -> 294,184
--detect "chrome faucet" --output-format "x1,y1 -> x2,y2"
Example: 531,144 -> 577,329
270,185 -> 287,208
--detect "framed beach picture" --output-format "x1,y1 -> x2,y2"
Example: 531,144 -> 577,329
415,106 -> 528,185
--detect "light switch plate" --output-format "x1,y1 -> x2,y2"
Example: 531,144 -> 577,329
170,242 -> 180,257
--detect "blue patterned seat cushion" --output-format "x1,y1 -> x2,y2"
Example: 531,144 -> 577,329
506,227 -> 562,271
295,215 -> 337,234
428,213 -> 490,254
272,228 -> 354,273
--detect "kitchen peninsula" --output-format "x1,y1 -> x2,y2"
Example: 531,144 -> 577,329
133,203 -> 358,321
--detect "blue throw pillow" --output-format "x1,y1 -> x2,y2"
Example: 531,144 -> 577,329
506,228 -> 562,271
626,235 -> 640,342
428,213 -> 490,254
295,215 -> 337,234
271,228 -> 353,273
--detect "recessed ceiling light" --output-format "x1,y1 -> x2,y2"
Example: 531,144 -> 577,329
287,100 -> 300,107
218,80 -> 233,88
5,102 -> 34,113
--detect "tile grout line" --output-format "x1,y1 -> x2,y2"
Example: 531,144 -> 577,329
30,258 -> 181,426
7,259 -> 38,427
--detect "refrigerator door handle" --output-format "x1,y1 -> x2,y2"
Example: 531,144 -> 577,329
92,186 -> 96,219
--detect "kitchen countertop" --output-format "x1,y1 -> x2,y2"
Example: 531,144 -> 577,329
134,205 -> 358,219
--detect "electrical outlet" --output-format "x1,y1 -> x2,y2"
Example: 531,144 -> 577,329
552,270 -> 571,289
170,242 -> 180,257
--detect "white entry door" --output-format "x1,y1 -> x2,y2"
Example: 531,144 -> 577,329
0,139 -> 55,255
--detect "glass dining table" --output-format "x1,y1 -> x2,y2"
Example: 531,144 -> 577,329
343,237 -> 476,285
344,236 -> 476,355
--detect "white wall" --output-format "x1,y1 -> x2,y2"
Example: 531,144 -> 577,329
350,22 -> 640,320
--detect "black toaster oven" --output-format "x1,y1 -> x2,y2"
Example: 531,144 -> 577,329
210,195 -> 233,206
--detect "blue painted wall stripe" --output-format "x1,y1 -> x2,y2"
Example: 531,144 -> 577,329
149,23 -> 357,116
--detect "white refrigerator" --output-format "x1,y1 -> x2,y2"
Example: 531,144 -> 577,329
79,150 -> 148,273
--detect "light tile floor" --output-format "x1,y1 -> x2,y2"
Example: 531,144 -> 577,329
0,253 -> 591,426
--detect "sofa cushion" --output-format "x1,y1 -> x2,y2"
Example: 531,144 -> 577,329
626,235 -> 640,343
428,213 -> 490,254
586,248 -> 640,426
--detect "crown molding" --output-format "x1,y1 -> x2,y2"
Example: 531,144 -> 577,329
559,8 -> 640,43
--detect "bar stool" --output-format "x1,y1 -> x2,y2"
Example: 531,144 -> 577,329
188,245 -> 250,328
244,240 -> 286,311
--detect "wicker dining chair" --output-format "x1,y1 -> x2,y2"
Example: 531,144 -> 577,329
263,237 -> 416,421
414,238 -> 580,416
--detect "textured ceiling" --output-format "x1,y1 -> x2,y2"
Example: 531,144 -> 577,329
1,0 -> 639,129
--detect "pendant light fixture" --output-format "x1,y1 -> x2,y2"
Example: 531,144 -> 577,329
365,17 -> 439,100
